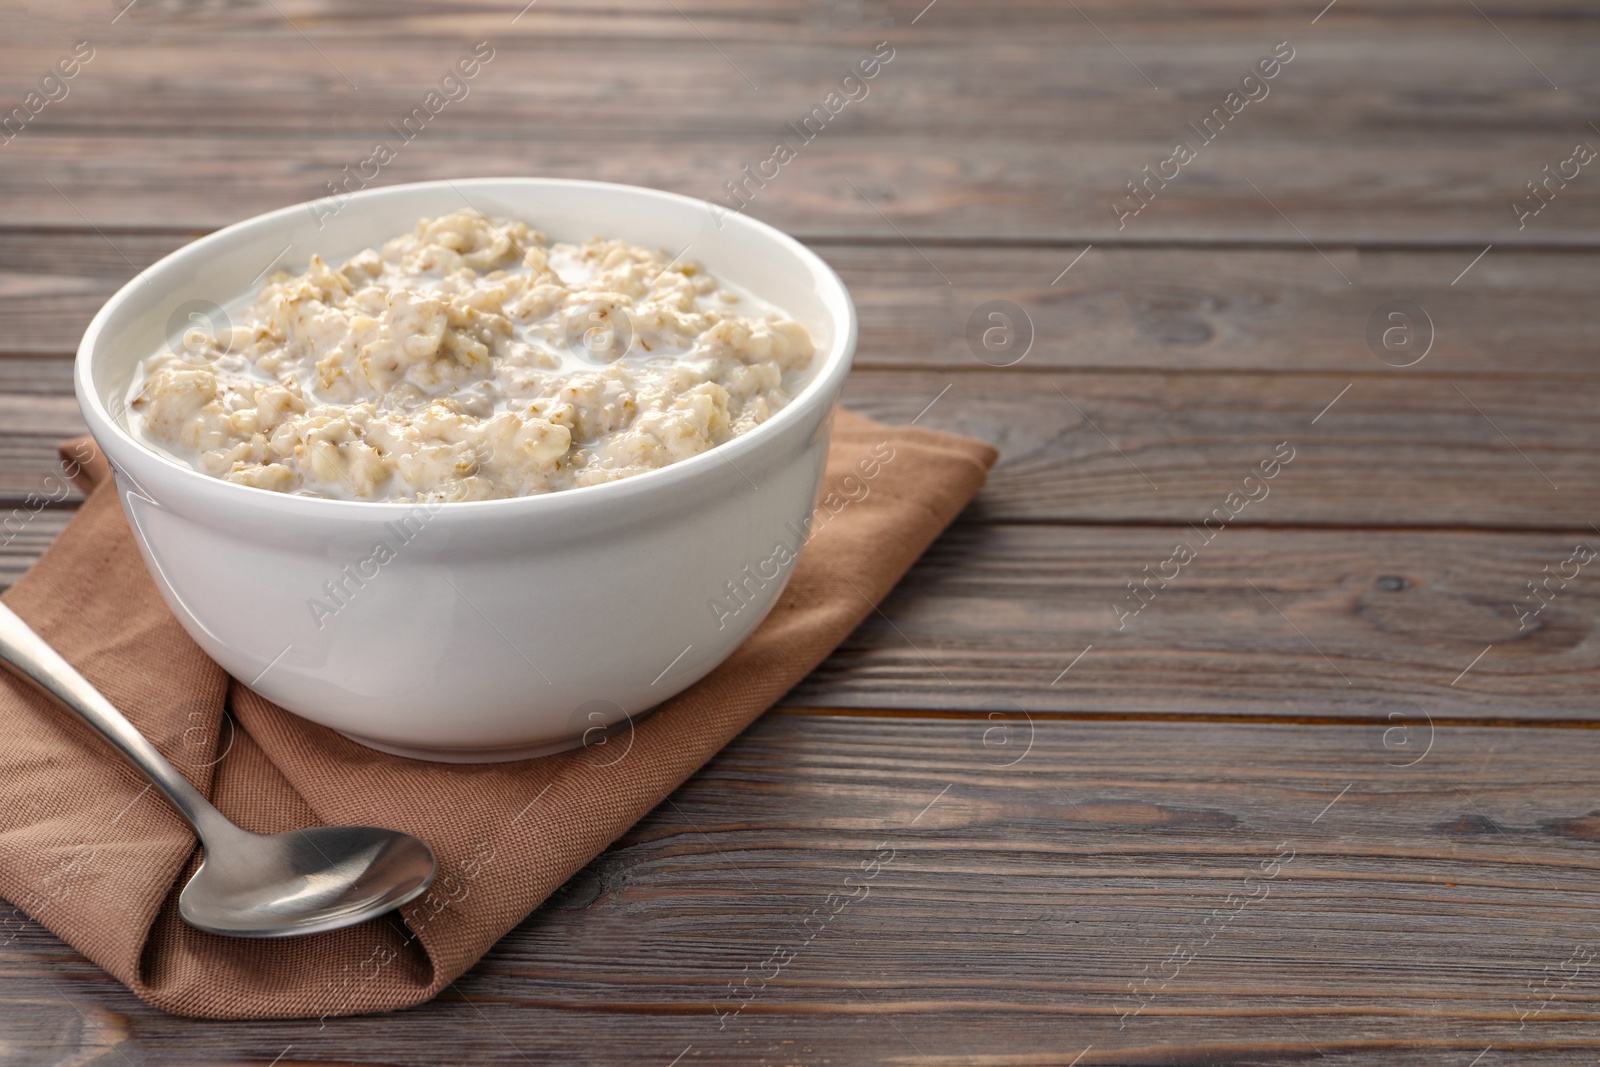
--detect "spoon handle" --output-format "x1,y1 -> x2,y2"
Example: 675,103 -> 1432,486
0,600 -> 231,841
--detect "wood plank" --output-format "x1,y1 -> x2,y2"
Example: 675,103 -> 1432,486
5,514 -> 1595,721
5,365 -> 1596,530
10,0 -> 1600,48
9,236 -> 1599,376
10,128 -> 1596,246
2,26 -> 1596,238
1,32 -> 1590,140
0,231 -> 190,359
5,713 -> 1600,1062
785,522 -> 1600,718
0,356 -> 75,392
842,245 -> 1600,376
843,369 -> 1600,529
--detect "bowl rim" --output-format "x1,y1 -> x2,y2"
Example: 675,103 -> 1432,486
74,177 -> 857,516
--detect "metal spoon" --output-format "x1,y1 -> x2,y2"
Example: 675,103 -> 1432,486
0,601 -> 437,938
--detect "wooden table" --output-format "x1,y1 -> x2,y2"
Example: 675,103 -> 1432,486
4,0 -> 1599,1062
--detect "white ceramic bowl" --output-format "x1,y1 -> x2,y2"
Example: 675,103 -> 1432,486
75,178 -> 856,762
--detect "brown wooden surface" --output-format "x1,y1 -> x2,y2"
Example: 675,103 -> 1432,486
3,0 -> 1599,1063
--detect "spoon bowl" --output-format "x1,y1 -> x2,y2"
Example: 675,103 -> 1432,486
180,825 -> 437,938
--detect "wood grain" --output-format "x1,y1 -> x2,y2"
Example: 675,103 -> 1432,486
3,30 -> 1591,141
783,522 -> 1600,718
5,513 -> 1594,722
5,365 -> 1596,530
839,245 -> 1600,377
10,126 -> 1596,244
8,234 -> 1599,376
844,369 -> 1600,529
11,0 -> 1600,46
5,713 -> 1600,1064
2,14 -> 1596,238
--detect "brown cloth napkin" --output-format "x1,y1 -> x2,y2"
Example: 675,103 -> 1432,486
0,408 -> 995,1020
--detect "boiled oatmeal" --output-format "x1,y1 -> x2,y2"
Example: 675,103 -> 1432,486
126,210 -> 816,501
